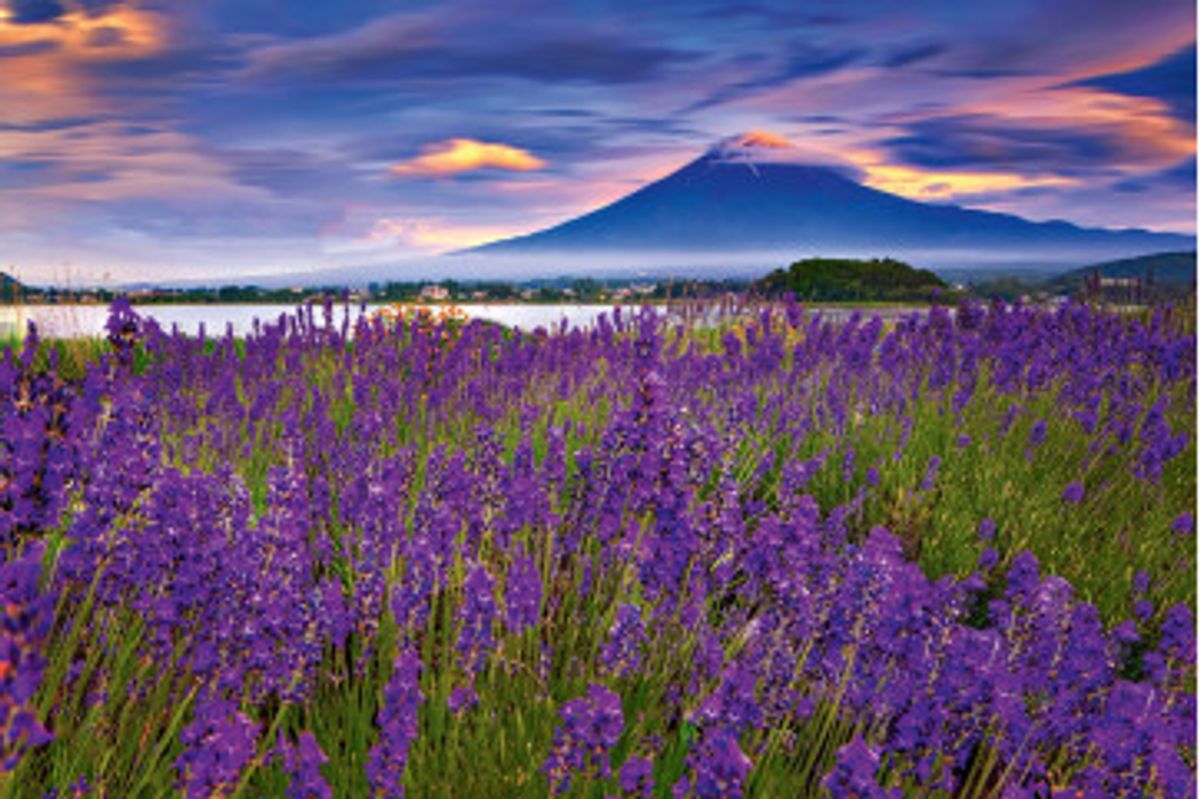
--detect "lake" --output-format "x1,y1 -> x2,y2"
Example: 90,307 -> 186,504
0,302 -> 937,340
0,303 -> 629,339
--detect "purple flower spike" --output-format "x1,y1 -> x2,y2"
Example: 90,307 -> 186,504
1170,511 -> 1193,535
1027,419 -> 1048,449
686,726 -> 753,799
366,648 -> 424,799
920,455 -> 942,491
457,564 -> 497,674
448,684 -> 478,715
0,544 -> 54,772
600,604 -> 647,677
977,518 -> 996,542
822,735 -> 899,798
176,695 -> 260,799
1132,571 -> 1150,597
1134,599 -> 1154,622
504,553 -> 541,635
619,755 -> 654,798
276,731 -> 332,799
544,684 -> 624,794
1061,482 -> 1085,504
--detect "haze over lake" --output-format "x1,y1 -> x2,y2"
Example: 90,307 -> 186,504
0,304 -> 624,339
0,302 -> 946,340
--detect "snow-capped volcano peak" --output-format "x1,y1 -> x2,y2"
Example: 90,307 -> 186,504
709,130 -> 796,163
706,130 -> 857,177
725,130 -> 797,151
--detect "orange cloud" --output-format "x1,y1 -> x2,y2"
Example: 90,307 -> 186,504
734,130 -> 796,149
845,149 -> 1079,200
0,6 -> 165,60
965,87 -> 1194,168
0,4 -> 169,123
390,138 -> 546,178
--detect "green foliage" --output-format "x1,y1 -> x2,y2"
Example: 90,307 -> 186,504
757,257 -> 950,302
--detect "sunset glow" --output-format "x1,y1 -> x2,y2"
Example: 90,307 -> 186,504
0,0 -> 1190,282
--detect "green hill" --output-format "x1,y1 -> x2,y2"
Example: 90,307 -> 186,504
1046,251 -> 1196,297
0,271 -> 26,303
756,257 -> 948,302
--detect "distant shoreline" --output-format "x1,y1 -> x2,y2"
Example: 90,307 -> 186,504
0,298 -> 937,309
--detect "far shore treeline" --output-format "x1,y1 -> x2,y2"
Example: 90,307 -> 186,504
1,250 -> 1194,307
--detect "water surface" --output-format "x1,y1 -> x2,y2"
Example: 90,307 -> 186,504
0,303 -> 625,339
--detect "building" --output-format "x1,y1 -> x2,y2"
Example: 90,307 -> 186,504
419,284 -> 450,302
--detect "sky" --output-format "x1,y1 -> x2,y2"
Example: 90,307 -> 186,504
0,0 -> 1195,284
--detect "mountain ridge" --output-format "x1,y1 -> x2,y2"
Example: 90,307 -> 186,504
467,143 -> 1192,264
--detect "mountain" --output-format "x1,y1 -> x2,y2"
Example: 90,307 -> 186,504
1045,251 -> 1196,295
468,136 -> 1193,273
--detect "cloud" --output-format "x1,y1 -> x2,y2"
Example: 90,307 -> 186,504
682,44 -> 862,112
0,121 -> 268,212
883,87 -> 1193,176
1071,43 -> 1196,124
1112,157 -> 1196,194
6,0 -> 64,24
240,11 -> 692,86
390,139 -> 546,178
362,217 -> 522,253
5,0 -> 128,24
0,1 -> 169,124
730,130 -> 795,149
880,42 -> 947,69
852,155 -> 1078,201
0,1 -> 159,56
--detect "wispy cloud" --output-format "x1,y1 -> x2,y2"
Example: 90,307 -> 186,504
238,9 -> 692,86
364,217 -> 523,252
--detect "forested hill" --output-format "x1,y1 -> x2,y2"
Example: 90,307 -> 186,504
755,257 -> 949,302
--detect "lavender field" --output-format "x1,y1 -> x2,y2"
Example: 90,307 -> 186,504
0,298 -> 1194,798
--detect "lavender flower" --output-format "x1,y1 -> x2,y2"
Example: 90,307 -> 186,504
680,726 -> 753,799
544,684 -> 624,794
503,552 -> 541,634
1061,481 -> 1085,504
978,517 -> 997,542
176,695 -> 260,799
822,735 -> 899,798
275,731 -> 332,799
457,563 -> 497,674
366,648 -> 424,799
600,604 -> 646,677
0,544 -> 53,771
920,455 -> 942,491
448,684 -> 478,715
618,755 -> 654,798
1027,419 -> 1047,450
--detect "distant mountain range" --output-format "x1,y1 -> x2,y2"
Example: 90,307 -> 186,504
468,136 -> 1193,272
1046,250 -> 1196,294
